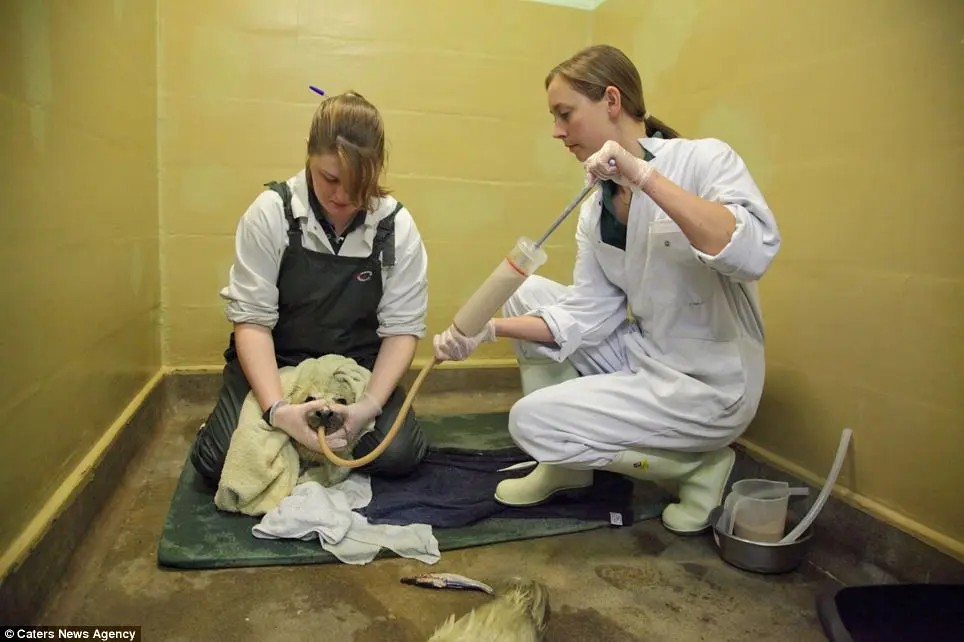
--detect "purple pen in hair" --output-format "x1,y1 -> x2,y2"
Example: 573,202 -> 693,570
309,85 -> 325,96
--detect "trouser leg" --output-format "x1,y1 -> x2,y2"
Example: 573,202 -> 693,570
352,384 -> 427,477
503,275 -> 633,377
496,275 -> 741,528
495,275 -> 636,506
190,359 -> 250,488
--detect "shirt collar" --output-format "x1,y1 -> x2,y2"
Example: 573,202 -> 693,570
305,173 -> 367,236
291,169 -> 375,229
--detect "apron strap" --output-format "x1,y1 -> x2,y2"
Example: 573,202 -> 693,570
371,201 -> 403,268
264,180 -> 302,246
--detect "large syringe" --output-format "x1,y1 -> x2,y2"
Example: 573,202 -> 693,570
451,180 -> 600,337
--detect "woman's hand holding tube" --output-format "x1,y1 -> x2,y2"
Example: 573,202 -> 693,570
584,140 -> 655,190
272,400 -> 328,452
433,321 -> 496,361
323,392 -> 382,450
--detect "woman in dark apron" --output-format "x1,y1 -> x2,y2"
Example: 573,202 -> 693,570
190,91 -> 428,487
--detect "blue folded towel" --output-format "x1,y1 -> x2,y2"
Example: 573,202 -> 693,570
357,447 -> 635,528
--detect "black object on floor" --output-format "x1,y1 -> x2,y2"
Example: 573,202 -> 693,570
816,583 -> 964,641
358,446 -> 638,528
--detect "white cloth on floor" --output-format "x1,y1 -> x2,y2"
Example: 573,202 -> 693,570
251,475 -> 440,566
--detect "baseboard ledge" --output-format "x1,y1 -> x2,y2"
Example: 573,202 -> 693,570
733,439 -> 964,585
737,437 -> 964,565
163,359 -> 523,405
0,361 -> 522,624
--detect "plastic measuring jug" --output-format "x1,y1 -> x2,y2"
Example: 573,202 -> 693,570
724,480 -> 809,543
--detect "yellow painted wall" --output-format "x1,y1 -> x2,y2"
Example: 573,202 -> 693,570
594,0 -> 964,558
158,0 -> 592,366
0,0 -> 160,562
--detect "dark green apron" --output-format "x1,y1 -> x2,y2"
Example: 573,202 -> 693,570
223,180 -> 401,370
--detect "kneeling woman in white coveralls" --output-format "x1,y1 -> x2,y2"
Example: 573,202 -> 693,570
433,44 -> 781,535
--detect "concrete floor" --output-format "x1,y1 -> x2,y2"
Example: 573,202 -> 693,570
38,391 -> 838,641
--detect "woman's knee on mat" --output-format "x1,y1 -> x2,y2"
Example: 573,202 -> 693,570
354,407 -> 426,477
507,390 -> 558,456
190,426 -> 226,487
365,386 -> 428,473
189,368 -> 248,487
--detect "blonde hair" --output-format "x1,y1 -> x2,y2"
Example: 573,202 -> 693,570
546,44 -> 681,139
307,91 -> 389,208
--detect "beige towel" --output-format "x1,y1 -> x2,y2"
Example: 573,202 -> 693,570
214,354 -> 374,516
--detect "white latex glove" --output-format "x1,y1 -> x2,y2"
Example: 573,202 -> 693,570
322,393 -> 382,451
433,321 -> 496,362
271,400 -> 329,452
584,140 -> 655,190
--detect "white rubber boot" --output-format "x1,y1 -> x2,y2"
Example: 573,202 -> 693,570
494,463 -> 593,506
603,446 -> 736,534
495,358 -> 590,506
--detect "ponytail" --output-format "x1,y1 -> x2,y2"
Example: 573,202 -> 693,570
644,114 -> 681,139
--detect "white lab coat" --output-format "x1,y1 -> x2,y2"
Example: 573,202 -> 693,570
504,136 -> 781,469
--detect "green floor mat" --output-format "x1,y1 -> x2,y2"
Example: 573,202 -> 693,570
157,412 -> 666,569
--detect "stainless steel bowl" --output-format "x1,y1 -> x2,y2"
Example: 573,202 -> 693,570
708,505 -> 814,574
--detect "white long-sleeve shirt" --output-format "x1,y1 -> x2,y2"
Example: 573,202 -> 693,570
219,170 -> 428,338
